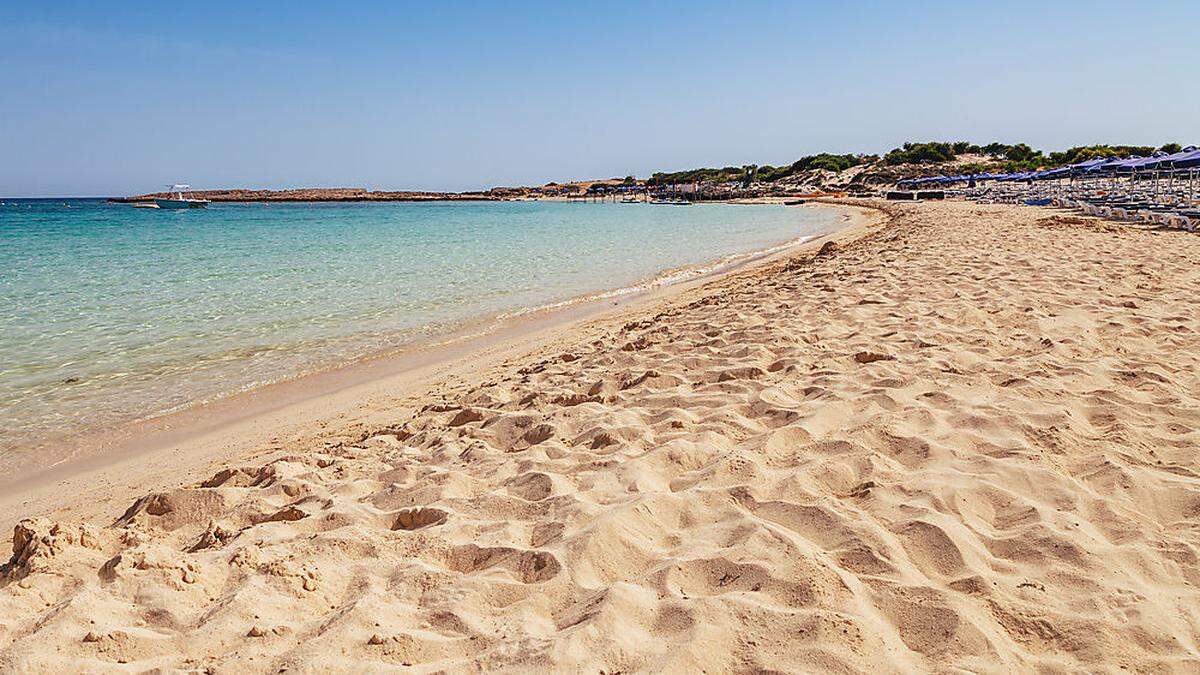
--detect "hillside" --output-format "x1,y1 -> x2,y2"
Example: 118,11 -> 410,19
641,141 -> 1184,195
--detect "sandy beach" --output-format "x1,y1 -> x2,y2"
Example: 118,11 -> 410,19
3,200 -> 1199,672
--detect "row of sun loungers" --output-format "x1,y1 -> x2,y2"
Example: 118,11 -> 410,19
900,146 -> 1199,232
1051,197 -> 1198,230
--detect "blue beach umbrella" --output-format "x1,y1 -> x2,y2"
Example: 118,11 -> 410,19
1084,157 -> 1134,174
1066,157 -> 1110,174
1115,152 -> 1169,173
1169,147 -> 1200,168
1139,146 -> 1200,170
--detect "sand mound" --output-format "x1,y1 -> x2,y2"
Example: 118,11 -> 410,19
3,201 -> 1200,671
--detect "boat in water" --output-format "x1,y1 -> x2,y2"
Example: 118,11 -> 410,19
155,184 -> 210,209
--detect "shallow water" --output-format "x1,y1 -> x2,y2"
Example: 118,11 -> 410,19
0,198 -> 844,450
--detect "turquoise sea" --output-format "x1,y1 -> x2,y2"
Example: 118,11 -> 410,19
0,198 -> 845,450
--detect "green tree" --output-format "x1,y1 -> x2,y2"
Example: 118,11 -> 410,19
882,142 -> 957,165
1004,143 -> 1040,163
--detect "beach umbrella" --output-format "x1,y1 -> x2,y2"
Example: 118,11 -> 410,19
1168,147 -> 1200,169
1114,152 -> 1169,172
1084,157 -> 1131,174
1139,146 -> 1200,170
1112,153 -> 1170,199
1067,157 -> 1110,174
1142,146 -> 1199,202
1087,157 -> 1148,200
1035,167 -> 1069,180
1066,158 -> 1109,194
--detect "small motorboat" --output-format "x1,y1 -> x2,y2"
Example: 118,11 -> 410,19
133,202 -> 160,209
784,199 -> 807,205
155,184 -> 210,209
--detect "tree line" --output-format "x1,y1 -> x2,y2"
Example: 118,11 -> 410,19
642,141 -> 1184,186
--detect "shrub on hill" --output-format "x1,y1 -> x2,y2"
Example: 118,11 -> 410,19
883,142 -> 959,165
645,166 -> 746,186
1045,145 -> 1156,165
646,153 -> 871,186
794,153 -> 866,173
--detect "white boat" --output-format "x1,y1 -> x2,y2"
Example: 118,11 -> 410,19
155,184 -> 210,209
133,202 -> 160,209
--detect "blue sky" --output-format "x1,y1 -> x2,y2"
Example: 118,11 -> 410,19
2,1 -> 1196,196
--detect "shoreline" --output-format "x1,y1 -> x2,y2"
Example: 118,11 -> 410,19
0,201 -> 880,531
5,199 -> 1200,671
0,200 -> 849,458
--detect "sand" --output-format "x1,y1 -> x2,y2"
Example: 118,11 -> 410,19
2,201 -> 1199,672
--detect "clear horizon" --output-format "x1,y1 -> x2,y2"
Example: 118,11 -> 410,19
3,1 -> 1197,197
